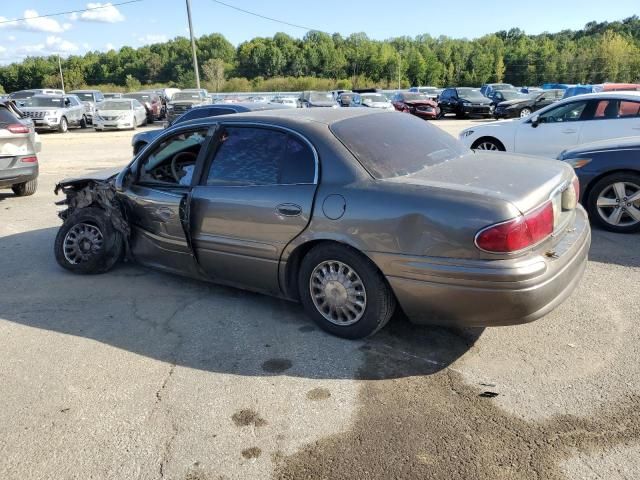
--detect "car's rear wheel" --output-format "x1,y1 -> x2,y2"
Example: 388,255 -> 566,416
11,179 -> 37,196
298,244 -> 396,339
471,138 -> 505,151
58,117 -> 68,133
587,173 -> 640,233
520,108 -> 532,118
54,207 -> 123,274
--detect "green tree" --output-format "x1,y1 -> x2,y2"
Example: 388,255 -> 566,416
202,58 -> 225,92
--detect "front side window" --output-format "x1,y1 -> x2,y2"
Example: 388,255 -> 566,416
26,97 -> 64,108
206,127 -> 315,186
538,101 -> 588,123
139,129 -> 208,186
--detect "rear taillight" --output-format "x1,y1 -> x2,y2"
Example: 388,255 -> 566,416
20,156 -> 38,163
7,123 -> 29,134
475,201 -> 554,253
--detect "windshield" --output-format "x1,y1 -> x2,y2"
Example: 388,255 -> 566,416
104,93 -> 122,98
11,91 -> 36,99
362,94 -> 388,103
100,101 -> 131,110
402,93 -> 427,101
125,93 -> 151,102
74,93 -> 95,101
309,92 -> 333,102
330,112 -> 466,179
25,97 -> 64,108
500,91 -> 526,100
457,88 -> 486,100
173,92 -> 201,101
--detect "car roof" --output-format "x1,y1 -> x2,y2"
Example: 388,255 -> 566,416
193,102 -> 289,111
179,105 -> 382,130
69,89 -> 100,93
562,91 -> 640,101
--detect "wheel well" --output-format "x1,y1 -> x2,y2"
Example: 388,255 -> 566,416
133,141 -> 147,154
282,239 -> 387,301
471,136 -> 506,151
582,169 -> 640,204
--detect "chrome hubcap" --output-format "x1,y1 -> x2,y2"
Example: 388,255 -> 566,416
596,182 -> 640,227
309,260 -> 367,326
63,223 -> 104,264
520,109 -> 531,118
476,142 -> 498,151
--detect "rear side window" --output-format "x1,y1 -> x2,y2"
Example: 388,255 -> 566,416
206,127 -> 315,186
0,106 -> 19,124
330,112 -> 467,179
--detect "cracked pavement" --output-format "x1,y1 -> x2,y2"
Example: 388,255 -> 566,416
1,122 -> 639,479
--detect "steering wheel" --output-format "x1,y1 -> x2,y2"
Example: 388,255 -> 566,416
171,151 -> 198,182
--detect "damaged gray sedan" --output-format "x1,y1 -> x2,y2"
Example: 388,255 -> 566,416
54,109 -> 590,339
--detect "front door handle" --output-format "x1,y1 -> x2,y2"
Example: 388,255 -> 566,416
276,203 -> 302,217
561,129 -> 576,134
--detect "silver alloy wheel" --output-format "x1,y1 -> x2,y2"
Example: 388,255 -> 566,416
309,260 -> 367,326
475,141 -> 499,151
63,223 -> 104,265
596,181 -> 640,227
520,108 -> 531,118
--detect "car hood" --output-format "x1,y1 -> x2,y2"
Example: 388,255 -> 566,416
498,98 -> 530,107
366,102 -> 393,108
56,166 -> 122,189
308,101 -> 336,107
170,101 -> 202,106
459,97 -> 491,104
384,151 -> 573,214
560,135 -> 640,157
404,100 -> 437,107
20,106 -> 61,111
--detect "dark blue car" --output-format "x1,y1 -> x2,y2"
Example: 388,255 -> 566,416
130,102 -> 288,155
559,137 -> 640,233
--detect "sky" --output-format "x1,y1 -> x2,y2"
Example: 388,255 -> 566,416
0,0 -> 638,65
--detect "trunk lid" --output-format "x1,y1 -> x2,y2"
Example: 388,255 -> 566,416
384,151 -> 574,215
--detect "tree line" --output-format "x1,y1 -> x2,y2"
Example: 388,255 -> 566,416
1,16 -> 639,94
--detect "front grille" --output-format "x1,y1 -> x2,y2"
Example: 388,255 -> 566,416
416,106 -> 434,112
101,115 -> 118,121
172,105 -> 192,113
23,111 -> 46,119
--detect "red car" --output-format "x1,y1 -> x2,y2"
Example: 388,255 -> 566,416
391,92 -> 439,119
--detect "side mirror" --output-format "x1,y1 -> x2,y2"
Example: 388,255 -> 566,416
531,115 -> 540,128
65,99 -> 70,106
114,164 -> 133,193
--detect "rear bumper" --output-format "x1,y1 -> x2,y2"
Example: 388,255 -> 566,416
375,206 -> 591,327
0,163 -> 38,188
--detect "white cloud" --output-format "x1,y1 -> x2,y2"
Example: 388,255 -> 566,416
70,3 -> 125,23
0,9 -> 72,33
7,35 -> 16,41
137,34 -> 167,45
105,43 -> 116,51
46,36 -> 79,53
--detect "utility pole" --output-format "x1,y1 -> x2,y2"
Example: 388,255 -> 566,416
58,55 -> 65,92
185,0 -> 201,89
397,52 -> 401,90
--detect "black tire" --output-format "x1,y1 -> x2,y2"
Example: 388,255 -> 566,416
586,172 -> 640,233
436,108 -> 445,119
58,117 -> 68,133
54,207 -> 124,274
11,178 -> 37,196
80,115 -> 87,129
519,107 -> 532,118
298,243 -> 396,339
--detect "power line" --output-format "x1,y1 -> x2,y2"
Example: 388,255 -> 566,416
211,0 -> 327,34
0,0 -> 143,25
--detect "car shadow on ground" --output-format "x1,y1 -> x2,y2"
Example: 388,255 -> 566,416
0,227 -> 483,381
588,228 -> 640,268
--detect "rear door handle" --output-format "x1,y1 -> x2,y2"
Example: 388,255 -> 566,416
561,129 -> 576,134
276,203 -> 302,217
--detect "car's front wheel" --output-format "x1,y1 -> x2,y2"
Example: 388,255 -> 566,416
471,138 -> 505,151
520,107 -> 532,118
587,173 -> 640,233
298,244 -> 396,339
58,117 -> 68,133
54,207 -> 124,274
80,115 -> 88,129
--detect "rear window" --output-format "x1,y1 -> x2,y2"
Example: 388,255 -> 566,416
330,113 -> 467,179
0,106 -> 19,124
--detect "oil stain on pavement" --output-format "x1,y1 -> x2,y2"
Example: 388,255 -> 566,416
274,321 -> 640,479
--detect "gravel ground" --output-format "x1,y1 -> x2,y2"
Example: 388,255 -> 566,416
0,118 -> 638,480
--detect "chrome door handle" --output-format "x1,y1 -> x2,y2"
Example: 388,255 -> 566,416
276,203 -> 302,217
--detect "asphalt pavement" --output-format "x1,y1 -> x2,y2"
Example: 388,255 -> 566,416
0,118 -> 638,480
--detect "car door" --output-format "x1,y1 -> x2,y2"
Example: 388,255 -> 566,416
579,98 -> 640,144
124,126 -> 213,277
189,125 -> 318,294
438,89 -> 451,112
514,99 -> 589,158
